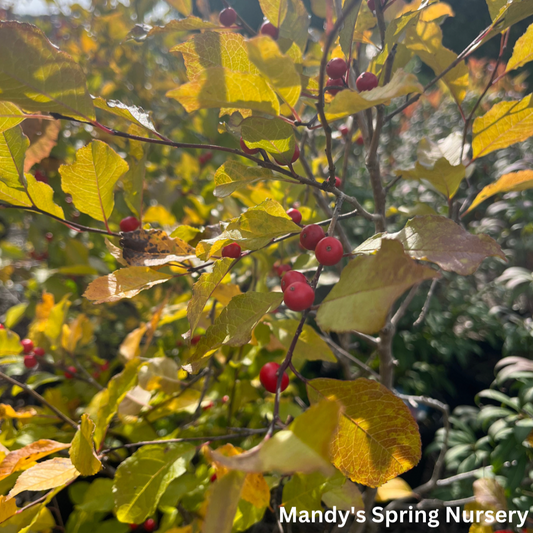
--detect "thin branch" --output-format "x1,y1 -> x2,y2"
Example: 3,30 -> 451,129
391,283 -> 420,327
322,336 -> 381,380
0,370 -> 78,429
436,466 -> 493,487
414,278 -> 439,327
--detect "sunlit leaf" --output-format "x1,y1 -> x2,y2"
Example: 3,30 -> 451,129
308,378 -> 421,487
119,325 -> 147,362
0,125 -> 27,189
317,240 -> 438,334
113,443 -> 194,524
93,97 -> 158,135
26,173 -> 65,219
214,161 -> 276,198
0,102 -> 26,134
0,328 -> 22,357
241,116 -> 295,162
0,496 -> 17,524
259,0 -> 288,27
473,478 -> 506,512
400,159 -> 465,199
69,414 -> 102,476
0,21 -> 95,121
138,357 -> 181,394
375,477 -> 413,502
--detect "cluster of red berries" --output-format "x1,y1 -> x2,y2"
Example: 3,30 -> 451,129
219,7 -> 279,40
21,338 -> 45,369
129,518 -> 156,532
325,56 -> 378,97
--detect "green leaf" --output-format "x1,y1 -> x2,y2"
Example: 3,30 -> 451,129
467,170 -> 533,212
355,216 -> 505,276
60,140 -> 129,224
339,0 -> 362,57
212,400 -> 339,475
93,359 -> 141,448
76,478 -> 114,513
214,161 -> 276,198
113,443 -> 194,524
247,36 -> 301,107
187,258 -> 234,339
122,126 -> 147,217
196,198 -> 301,260
472,93 -> 533,159
322,478 -> 364,511
324,69 -> 423,122
165,0 -> 193,16
93,98 -> 158,135
184,291 -> 283,373
279,0 -> 310,52
0,329 -> 22,357
69,414 -> 102,476
308,378 -> 422,487
282,471 -> 344,513
317,239 -> 438,334
203,470 -> 246,533
400,159 -> 465,199
241,117 -> 295,162
259,0 -> 288,27
167,67 -> 280,116
4,303 -> 27,329
0,102 -> 26,134
0,21 -> 95,121
148,16 -> 221,36
0,126 -> 28,189
485,0 -> 508,20
483,0 -> 533,43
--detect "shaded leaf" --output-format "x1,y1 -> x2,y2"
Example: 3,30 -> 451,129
164,0 -> 193,15
0,125 -> 28,189
473,93 -> 533,159
308,378 -> 421,487
400,159 -> 465,199
8,457 -> 79,497
0,496 -> 17,524
279,0 -> 310,52
0,102 -> 26,134
259,0 -> 288,27
317,240 -> 438,334
339,0 -> 362,57
0,21 -> 95,121
214,161 -> 276,198
468,170 -> 533,212
184,291 -> 283,373
23,119 -> 61,172
120,229 -> 196,267
241,116 -> 295,162
485,0 -> 507,20
148,16 -> 221,36
84,267 -> 172,304
113,443 -> 194,524
69,414 -> 102,476
324,69 -> 423,122
138,357 -> 181,394
473,478 -> 506,512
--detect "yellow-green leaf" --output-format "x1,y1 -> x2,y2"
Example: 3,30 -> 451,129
93,97 -> 158,135
69,414 -> 102,476
339,0 -> 362,57
84,267 -> 172,304
375,477 -> 413,502
324,69 -> 423,122
60,140 -> 129,224
0,102 -> 26,134
400,159 -> 465,199
485,0 -> 507,20
184,291 -> 283,373
148,16 -> 221,36
211,400 -> 339,475
167,67 -> 280,116
26,173 -> 65,219
0,21 -> 95,121
506,22 -> 533,72
113,443 -> 194,524
0,440 -> 70,482
8,457 -> 79,497
279,0 -> 310,52
196,198 -> 301,260
468,170 -> 533,212
308,378 -> 421,487
355,216 -> 505,276
241,116 -> 296,162
0,126 -> 28,189
165,0 -> 193,15
317,240 -> 438,334
93,359 -> 141,448
473,93 -> 533,159
0,328 -> 22,357
214,161 -> 276,198
247,36 -> 301,107
259,0 -> 288,27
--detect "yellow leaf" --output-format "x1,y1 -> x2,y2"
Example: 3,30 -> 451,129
211,283 -> 242,306
119,324 -> 147,361
84,267 -> 172,304
143,205 -> 177,227
401,159 -> 465,199
26,172 -> 65,219
166,67 -> 280,116
473,94 -> 533,159
0,495 -> 17,524
308,378 -> 421,488
148,16 -> 222,36
0,180 -> 31,207
324,69 -> 423,122
138,357 -> 181,394
247,36 -> 301,107
241,116 -> 295,162
8,457 -> 79,497
0,328 -> 22,356
0,102 -> 26,134
61,314 -> 92,353
375,477 -> 413,502
69,414 -> 102,476
468,170 -> 533,212
0,404 -> 37,420
59,140 -> 128,223
0,21 -> 95,121
0,439 -> 70,482
0,125 -> 28,189
506,22 -> 533,73
259,0 -> 288,27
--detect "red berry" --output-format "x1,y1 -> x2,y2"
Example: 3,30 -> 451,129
339,125 -> 349,137
334,176 -> 342,188
280,270 -> 307,292
300,224 -> 325,251
33,347 -> 45,357
315,237 -> 344,266
45,232 -> 54,242
93,371 -> 101,380
64,366 -> 77,379
326,58 -> 348,79
356,135 -> 364,146
0,324 -> 4,329
21,339 -> 34,354
222,243 -> 242,259
199,151 -> 213,166
356,71 -> 379,92
284,282 -> 315,312
191,335 -> 202,345
222,395 -> 230,403
34,170 -> 48,184
240,137 -> 260,155
326,78 -> 344,96
260,21 -> 279,40
24,354 -> 38,369
100,361 -> 110,371
129,526 -> 137,532
219,7 -> 237,27
210,473 -> 217,483
120,216 -> 140,232
286,208 -> 302,225
274,145 -> 300,166
275,264 -> 292,277
203,401 -> 215,411
260,362 -> 289,393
